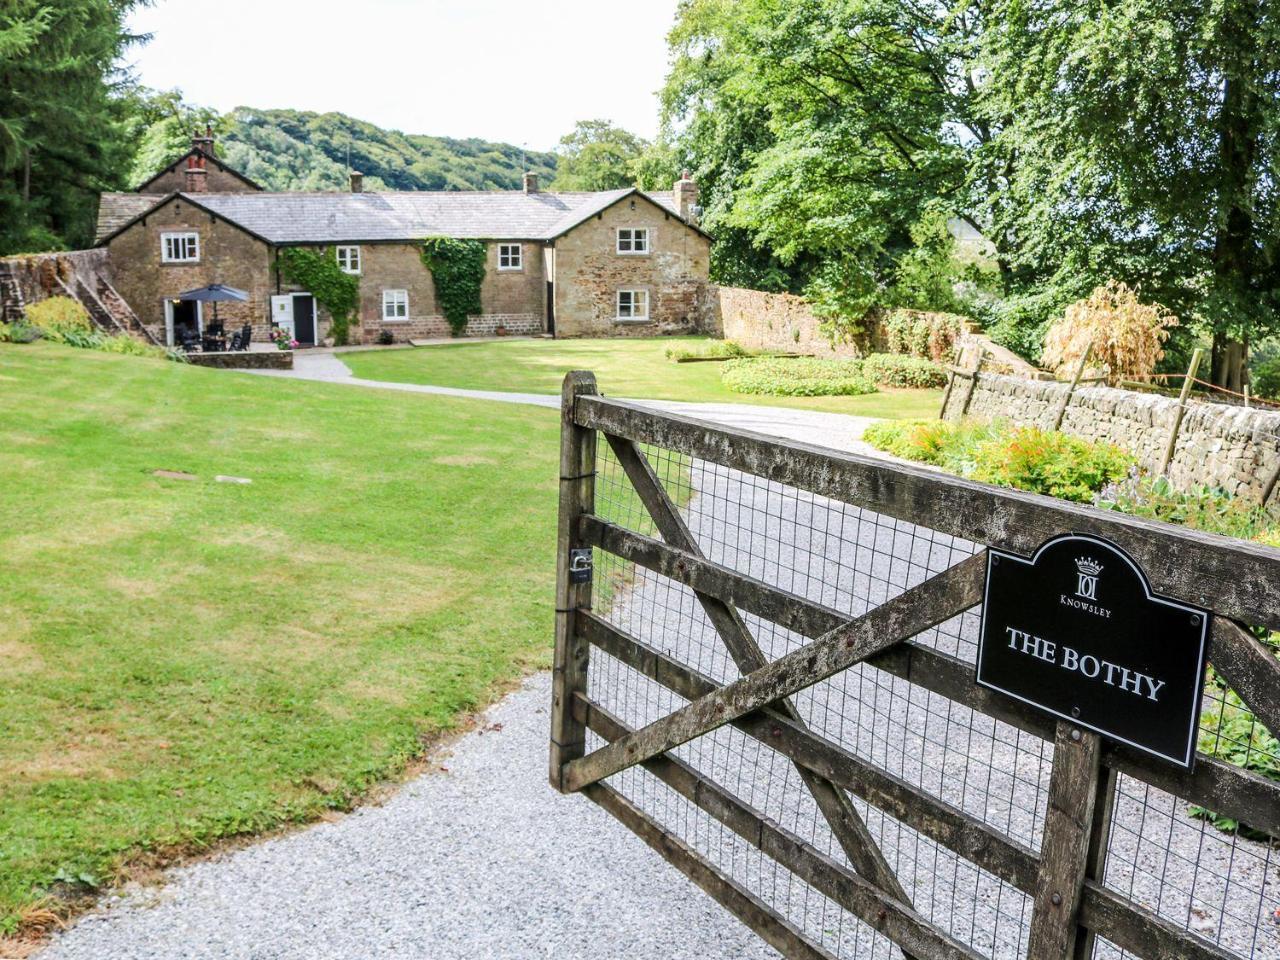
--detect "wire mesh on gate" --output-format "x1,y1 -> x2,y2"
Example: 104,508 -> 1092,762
585,437 -> 1280,960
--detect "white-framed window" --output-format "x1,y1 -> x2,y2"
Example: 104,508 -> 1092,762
161,232 -> 200,263
382,289 -> 409,321
336,245 -> 362,274
498,243 -> 522,271
616,289 -> 649,320
617,227 -> 650,255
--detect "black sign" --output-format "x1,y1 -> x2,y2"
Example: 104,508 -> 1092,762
976,534 -> 1210,768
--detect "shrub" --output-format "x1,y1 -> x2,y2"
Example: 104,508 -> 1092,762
24,296 -> 92,341
277,248 -> 360,346
377,330 -> 395,346
721,357 -> 877,397
665,340 -> 751,362
1041,281 -> 1178,382
861,353 -> 948,389
98,334 -> 179,361
0,321 -> 41,343
879,309 -> 968,363
863,419 -> 1133,502
1095,474 -> 1280,541
1252,356 -> 1280,400
969,428 -> 1132,502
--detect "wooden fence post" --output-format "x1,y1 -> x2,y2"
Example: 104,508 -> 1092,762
1027,723 -> 1103,960
959,348 -> 987,418
938,344 -> 966,420
1051,343 -> 1093,431
550,370 -> 598,792
1159,348 -> 1204,475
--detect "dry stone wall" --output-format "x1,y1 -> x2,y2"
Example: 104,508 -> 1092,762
942,372 -> 1280,499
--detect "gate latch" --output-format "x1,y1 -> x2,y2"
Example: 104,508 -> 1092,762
569,548 -> 593,584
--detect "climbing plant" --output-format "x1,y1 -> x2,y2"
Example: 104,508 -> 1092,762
277,247 -> 360,345
420,237 -> 486,336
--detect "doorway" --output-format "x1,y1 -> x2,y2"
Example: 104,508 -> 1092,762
164,299 -> 202,347
293,295 -> 316,345
546,281 -> 555,336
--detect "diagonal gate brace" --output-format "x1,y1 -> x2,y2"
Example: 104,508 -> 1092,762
604,435 -> 925,938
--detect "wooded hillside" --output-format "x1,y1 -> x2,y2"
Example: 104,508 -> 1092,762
132,106 -> 559,193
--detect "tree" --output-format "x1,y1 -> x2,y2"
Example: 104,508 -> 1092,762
0,0 -> 143,253
658,0 -> 996,326
550,119 -> 646,191
979,0 -> 1280,388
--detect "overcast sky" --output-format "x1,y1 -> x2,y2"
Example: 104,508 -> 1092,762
124,0 -> 680,151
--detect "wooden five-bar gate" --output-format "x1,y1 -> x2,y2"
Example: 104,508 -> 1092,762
550,372 -> 1280,960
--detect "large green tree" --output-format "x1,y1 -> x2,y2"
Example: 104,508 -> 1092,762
979,0 -> 1280,385
659,0 -> 993,324
0,0 -> 141,253
549,119 -> 646,191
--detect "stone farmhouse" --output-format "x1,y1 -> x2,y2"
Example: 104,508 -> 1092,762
94,131 -> 712,347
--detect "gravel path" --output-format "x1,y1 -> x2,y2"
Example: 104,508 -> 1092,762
42,675 -> 780,960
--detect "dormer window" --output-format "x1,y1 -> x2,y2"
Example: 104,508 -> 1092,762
617,228 -> 649,255
336,245 -> 362,274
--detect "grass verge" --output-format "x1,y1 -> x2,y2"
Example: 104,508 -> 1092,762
343,336 -> 943,419
0,343 -> 559,939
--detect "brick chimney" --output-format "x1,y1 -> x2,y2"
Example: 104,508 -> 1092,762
184,145 -> 208,193
674,170 -> 699,223
523,171 -> 539,194
350,171 -> 364,193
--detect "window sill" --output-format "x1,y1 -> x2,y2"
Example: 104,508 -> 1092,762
381,317 -> 412,324
161,260 -> 200,265
497,266 -> 523,272
615,251 -> 651,257
613,316 -> 652,324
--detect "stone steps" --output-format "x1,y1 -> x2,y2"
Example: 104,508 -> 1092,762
0,264 -> 25,323
96,277 -> 160,346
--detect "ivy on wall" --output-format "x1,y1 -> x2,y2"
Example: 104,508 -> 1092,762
420,237 -> 486,336
277,247 -> 360,345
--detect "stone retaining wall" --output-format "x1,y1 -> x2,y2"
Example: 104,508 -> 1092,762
942,371 -> 1280,499
186,349 -> 293,370
1,249 -> 113,308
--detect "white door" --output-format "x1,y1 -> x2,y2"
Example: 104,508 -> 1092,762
271,295 -> 295,339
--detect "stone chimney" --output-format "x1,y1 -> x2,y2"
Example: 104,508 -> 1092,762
350,171 -> 364,193
523,171 -> 539,194
184,149 -> 207,192
674,170 -> 699,223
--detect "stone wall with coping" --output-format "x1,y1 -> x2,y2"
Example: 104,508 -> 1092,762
941,371 -> 1280,498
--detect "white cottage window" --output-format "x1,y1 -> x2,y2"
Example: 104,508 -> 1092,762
616,289 -> 649,320
382,289 -> 409,321
161,232 -> 200,263
498,243 -> 522,270
617,227 -> 649,254
336,245 -> 362,274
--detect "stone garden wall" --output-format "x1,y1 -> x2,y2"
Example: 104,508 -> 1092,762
941,372 -> 1280,499
710,286 -> 866,358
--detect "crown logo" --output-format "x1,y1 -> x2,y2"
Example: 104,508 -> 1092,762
1075,557 -> 1104,577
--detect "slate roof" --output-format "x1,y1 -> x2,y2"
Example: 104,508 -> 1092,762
96,188 -> 693,245
95,194 -> 165,241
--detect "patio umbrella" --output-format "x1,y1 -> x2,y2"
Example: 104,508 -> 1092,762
176,284 -> 249,328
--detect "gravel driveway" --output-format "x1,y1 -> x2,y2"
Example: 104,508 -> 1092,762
41,674 -> 779,960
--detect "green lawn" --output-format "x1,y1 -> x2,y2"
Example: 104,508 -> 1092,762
344,337 -> 943,419
0,344 -> 559,936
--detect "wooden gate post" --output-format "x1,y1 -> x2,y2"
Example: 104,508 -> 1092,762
960,348 -> 987,418
1159,348 -> 1204,475
1027,722 -> 1103,960
550,371 -> 598,792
